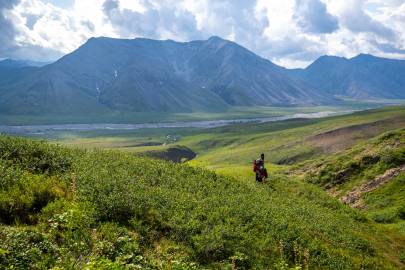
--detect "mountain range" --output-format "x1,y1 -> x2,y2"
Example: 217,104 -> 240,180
0,36 -> 404,116
291,54 -> 405,99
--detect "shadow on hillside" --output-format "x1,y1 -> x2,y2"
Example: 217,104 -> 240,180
142,145 -> 196,163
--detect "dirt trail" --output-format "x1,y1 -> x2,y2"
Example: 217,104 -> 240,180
340,164 -> 405,208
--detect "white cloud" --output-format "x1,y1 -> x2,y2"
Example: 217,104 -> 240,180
322,0 -> 405,61
103,0 -> 201,40
0,0 -> 22,57
294,0 -> 339,34
2,0 -> 118,60
1,0 -> 405,67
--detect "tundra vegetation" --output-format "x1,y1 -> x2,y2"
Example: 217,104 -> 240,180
0,106 -> 404,269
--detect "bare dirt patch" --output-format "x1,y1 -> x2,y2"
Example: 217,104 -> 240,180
340,164 -> 405,208
307,117 -> 405,153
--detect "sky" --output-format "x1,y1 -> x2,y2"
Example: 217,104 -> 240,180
0,0 -> 404,68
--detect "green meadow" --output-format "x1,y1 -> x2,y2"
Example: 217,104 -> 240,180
0,105 -> 405,269
61,106 -> 405,169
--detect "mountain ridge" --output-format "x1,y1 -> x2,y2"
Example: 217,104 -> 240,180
291,53 -> 405,99
0,36 -> 330,115
0,36 -> 404,117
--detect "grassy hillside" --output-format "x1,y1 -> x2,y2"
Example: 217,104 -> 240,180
1,135 -> 404,269
301,129 -> 404,192
187,106 -> 405,168
61,106 -> 405,169
296,129 -> 405,236
1,106 -> 404,269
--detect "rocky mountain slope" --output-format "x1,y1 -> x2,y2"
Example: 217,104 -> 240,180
0,37 -> 327,115
1,37 -> 404,117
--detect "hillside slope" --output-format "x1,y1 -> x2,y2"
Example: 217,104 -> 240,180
1,40 -> 405,118
301,128 -> 405,224
0,37 -> 327,116
0,136 -> 404,269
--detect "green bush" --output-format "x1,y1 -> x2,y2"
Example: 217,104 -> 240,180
41,200 -> 94,247
400,249 -> 405,263
93,223 -> 141,262
0,136 -> 72,175
398,205 -> 405,220
371,211 -> 397,224
0,135 -> 402,269
0,167 -> 67,225
83,258 -> 124,270
0,226 -> 57,269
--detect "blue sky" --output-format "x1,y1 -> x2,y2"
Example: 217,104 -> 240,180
1,0 -> 404,68
43,0 -> 73,8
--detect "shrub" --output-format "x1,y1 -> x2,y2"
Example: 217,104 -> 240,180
400,249 -> 405,263
83,258 -> 123,270
0,226 -> 57,269
0,170 -> 67,225
93,222 -> 141,262
371,211 -> 397,224
398,205 -> 405,220
0,135 -> 401,269
40,200 -> 95,267
0,136 -> 72,175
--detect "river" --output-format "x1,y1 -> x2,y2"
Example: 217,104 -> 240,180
0,110 -> 354,136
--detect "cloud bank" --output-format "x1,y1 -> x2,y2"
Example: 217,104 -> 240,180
294,0 -> 339,34
0,0 -> 404,68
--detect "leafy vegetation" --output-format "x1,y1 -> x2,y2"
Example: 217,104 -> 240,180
1,106 -> 405,269
303,129 -> 405,190
0,135 -> 403,269
58,106 -> 405,169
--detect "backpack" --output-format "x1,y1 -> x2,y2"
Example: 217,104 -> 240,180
253,159 -> 264,172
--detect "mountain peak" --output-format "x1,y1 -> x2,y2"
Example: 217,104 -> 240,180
306,55 -> 348,70
355,53 -> 373,58
87,36 -> 112,42
351,53 -> 375,60
208,36 -> 225,42
0,35 -> 328,115
205,36 -> 232,46
82,36 -> 115,47
85,36 -> 136,45
317,55 -> 347,61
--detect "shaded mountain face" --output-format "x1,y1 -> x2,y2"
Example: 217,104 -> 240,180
172,36 -> 325,106
0,60 -> 40,89
0,37 -> 325,115
2,37 -> 403,117
0,59 -> 49,68
291,54 -> 405,99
